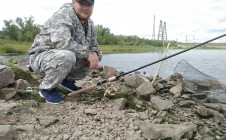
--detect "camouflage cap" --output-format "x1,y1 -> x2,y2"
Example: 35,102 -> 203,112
76,0 -> 94,5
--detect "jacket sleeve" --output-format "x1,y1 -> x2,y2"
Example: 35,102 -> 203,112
90,24 -> 102,61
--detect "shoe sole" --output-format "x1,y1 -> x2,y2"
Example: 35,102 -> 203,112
39,91 -> 44,98
46,100 -> 64,105
39,91 -> 64,104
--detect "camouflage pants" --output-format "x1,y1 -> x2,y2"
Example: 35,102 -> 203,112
29,49 -> 89,90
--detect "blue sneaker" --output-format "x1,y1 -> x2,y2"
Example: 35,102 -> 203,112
39,89 -> 64,104
61,79 -> 82,92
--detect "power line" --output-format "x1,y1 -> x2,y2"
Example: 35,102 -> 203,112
152,15 -> 155,40
157,20 -> 167,40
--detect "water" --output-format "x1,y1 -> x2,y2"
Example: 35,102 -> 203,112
1,49 -> 226,84
100,49 -> 226,84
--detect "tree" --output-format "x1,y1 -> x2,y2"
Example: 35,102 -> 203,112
2,16 -> 40,42
95,25 -> 112,45
2,19 -> 20,40
1,16 -> 177,47
94,24 -> 177,47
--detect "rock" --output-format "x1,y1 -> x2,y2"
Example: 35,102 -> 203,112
125,130 -> 143,140
124,74 -> 149,88
139,120 -> 197,140
208,94 -> 226,104
203,103 -> 221,111
192,93 -> 208,100
183,80 -> 197,94
195,106 -> 213,118
135,82 -> 156,98
169,73 -> 183,82
12,79 -> 31,91
219,104 -> 226,115
112,98 -> 127,111
84,109 -> 97,115
0,102 -> 17,116
15,124 -> 34,133
150,96 -> 174,111
0,63 -> 225,140
170,83 -> 183,97
178,100 -> 196,108
0,88 -> 17,100
0,65 -> 15,88
0,125 -> 18,140
36,116 -> 59,127
103,66 -> 117,78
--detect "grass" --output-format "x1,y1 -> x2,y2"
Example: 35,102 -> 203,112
177,43 -> 226,49
99,45 -> 162,53
0,39 -> 165,54
1,39 -> 225,54
0,39 -> 31,54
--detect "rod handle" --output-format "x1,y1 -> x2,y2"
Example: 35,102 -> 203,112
68,83 -> 97,96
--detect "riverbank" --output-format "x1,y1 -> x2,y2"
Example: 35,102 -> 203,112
0,59 -> 226,140
178,43 -> 226,49
1,39 -> 226,54
1,49 -> 226,85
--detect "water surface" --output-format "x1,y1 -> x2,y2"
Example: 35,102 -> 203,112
1,49 -> 225,84
100,49 -> 226,84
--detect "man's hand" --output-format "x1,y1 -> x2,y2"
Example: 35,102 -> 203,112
87,52 -> 99,69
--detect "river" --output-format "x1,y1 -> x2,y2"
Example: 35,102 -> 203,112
0,49 -> 226,84
100,49 -> 226,84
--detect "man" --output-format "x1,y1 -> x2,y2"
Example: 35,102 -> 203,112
28,0 -> 101,104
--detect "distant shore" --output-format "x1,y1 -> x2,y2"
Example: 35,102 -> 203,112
0,39 -> 225,54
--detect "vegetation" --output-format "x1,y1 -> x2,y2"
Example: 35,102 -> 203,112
6,57 -> 39,86
0,39 -> 31,54
0,16 -> 177,54
1,16 -> 225,54
1,16 -> 40,42
100,45 -> 161,54
0,40 -> 163,54
96,25 -> 177,47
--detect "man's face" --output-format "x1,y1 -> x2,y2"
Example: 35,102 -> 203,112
73,0 -> 94,22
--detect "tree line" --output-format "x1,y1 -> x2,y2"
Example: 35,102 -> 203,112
0,16 -> 177,47
1,16 -> 40,42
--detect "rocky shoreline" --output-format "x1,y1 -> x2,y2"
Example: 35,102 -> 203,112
0,58 -> 226,140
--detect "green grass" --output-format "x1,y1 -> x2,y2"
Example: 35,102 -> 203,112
3,39 -> 225,54
0,39 -> 165,54
100,45 -> 162,53
177,43 -> 226,49
0,39 -> 31,54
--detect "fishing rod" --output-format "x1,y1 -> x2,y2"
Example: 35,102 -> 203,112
68,33 -> 226,96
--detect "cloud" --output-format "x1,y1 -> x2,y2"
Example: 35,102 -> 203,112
0,0 -> 225,42
219,18 -> 226,22
208,28 -> 226,33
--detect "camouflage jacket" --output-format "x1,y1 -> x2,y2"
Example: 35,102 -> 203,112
28,3 -> 101,60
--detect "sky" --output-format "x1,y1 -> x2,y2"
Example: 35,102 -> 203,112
0,0 -> 226,43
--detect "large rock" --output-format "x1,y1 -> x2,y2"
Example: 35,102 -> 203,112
0,65 -> 15,88
12,79 -> 31,91
140,121 -> 197,140
113,98 -> 127,111
170,83 -> 183,97
0,102 -> 17,116
150,96 -> 174,111
124,74 -> 149,88
103,66 -> 117,78
208,94 -> 226,104
0,125 -> 18,140
0,88 -> 17,100
135,82 -> 156,98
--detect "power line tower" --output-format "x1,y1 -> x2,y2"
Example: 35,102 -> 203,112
163,22 -> 167,40
152,15 -> 155,40
157,20 -> 167,40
